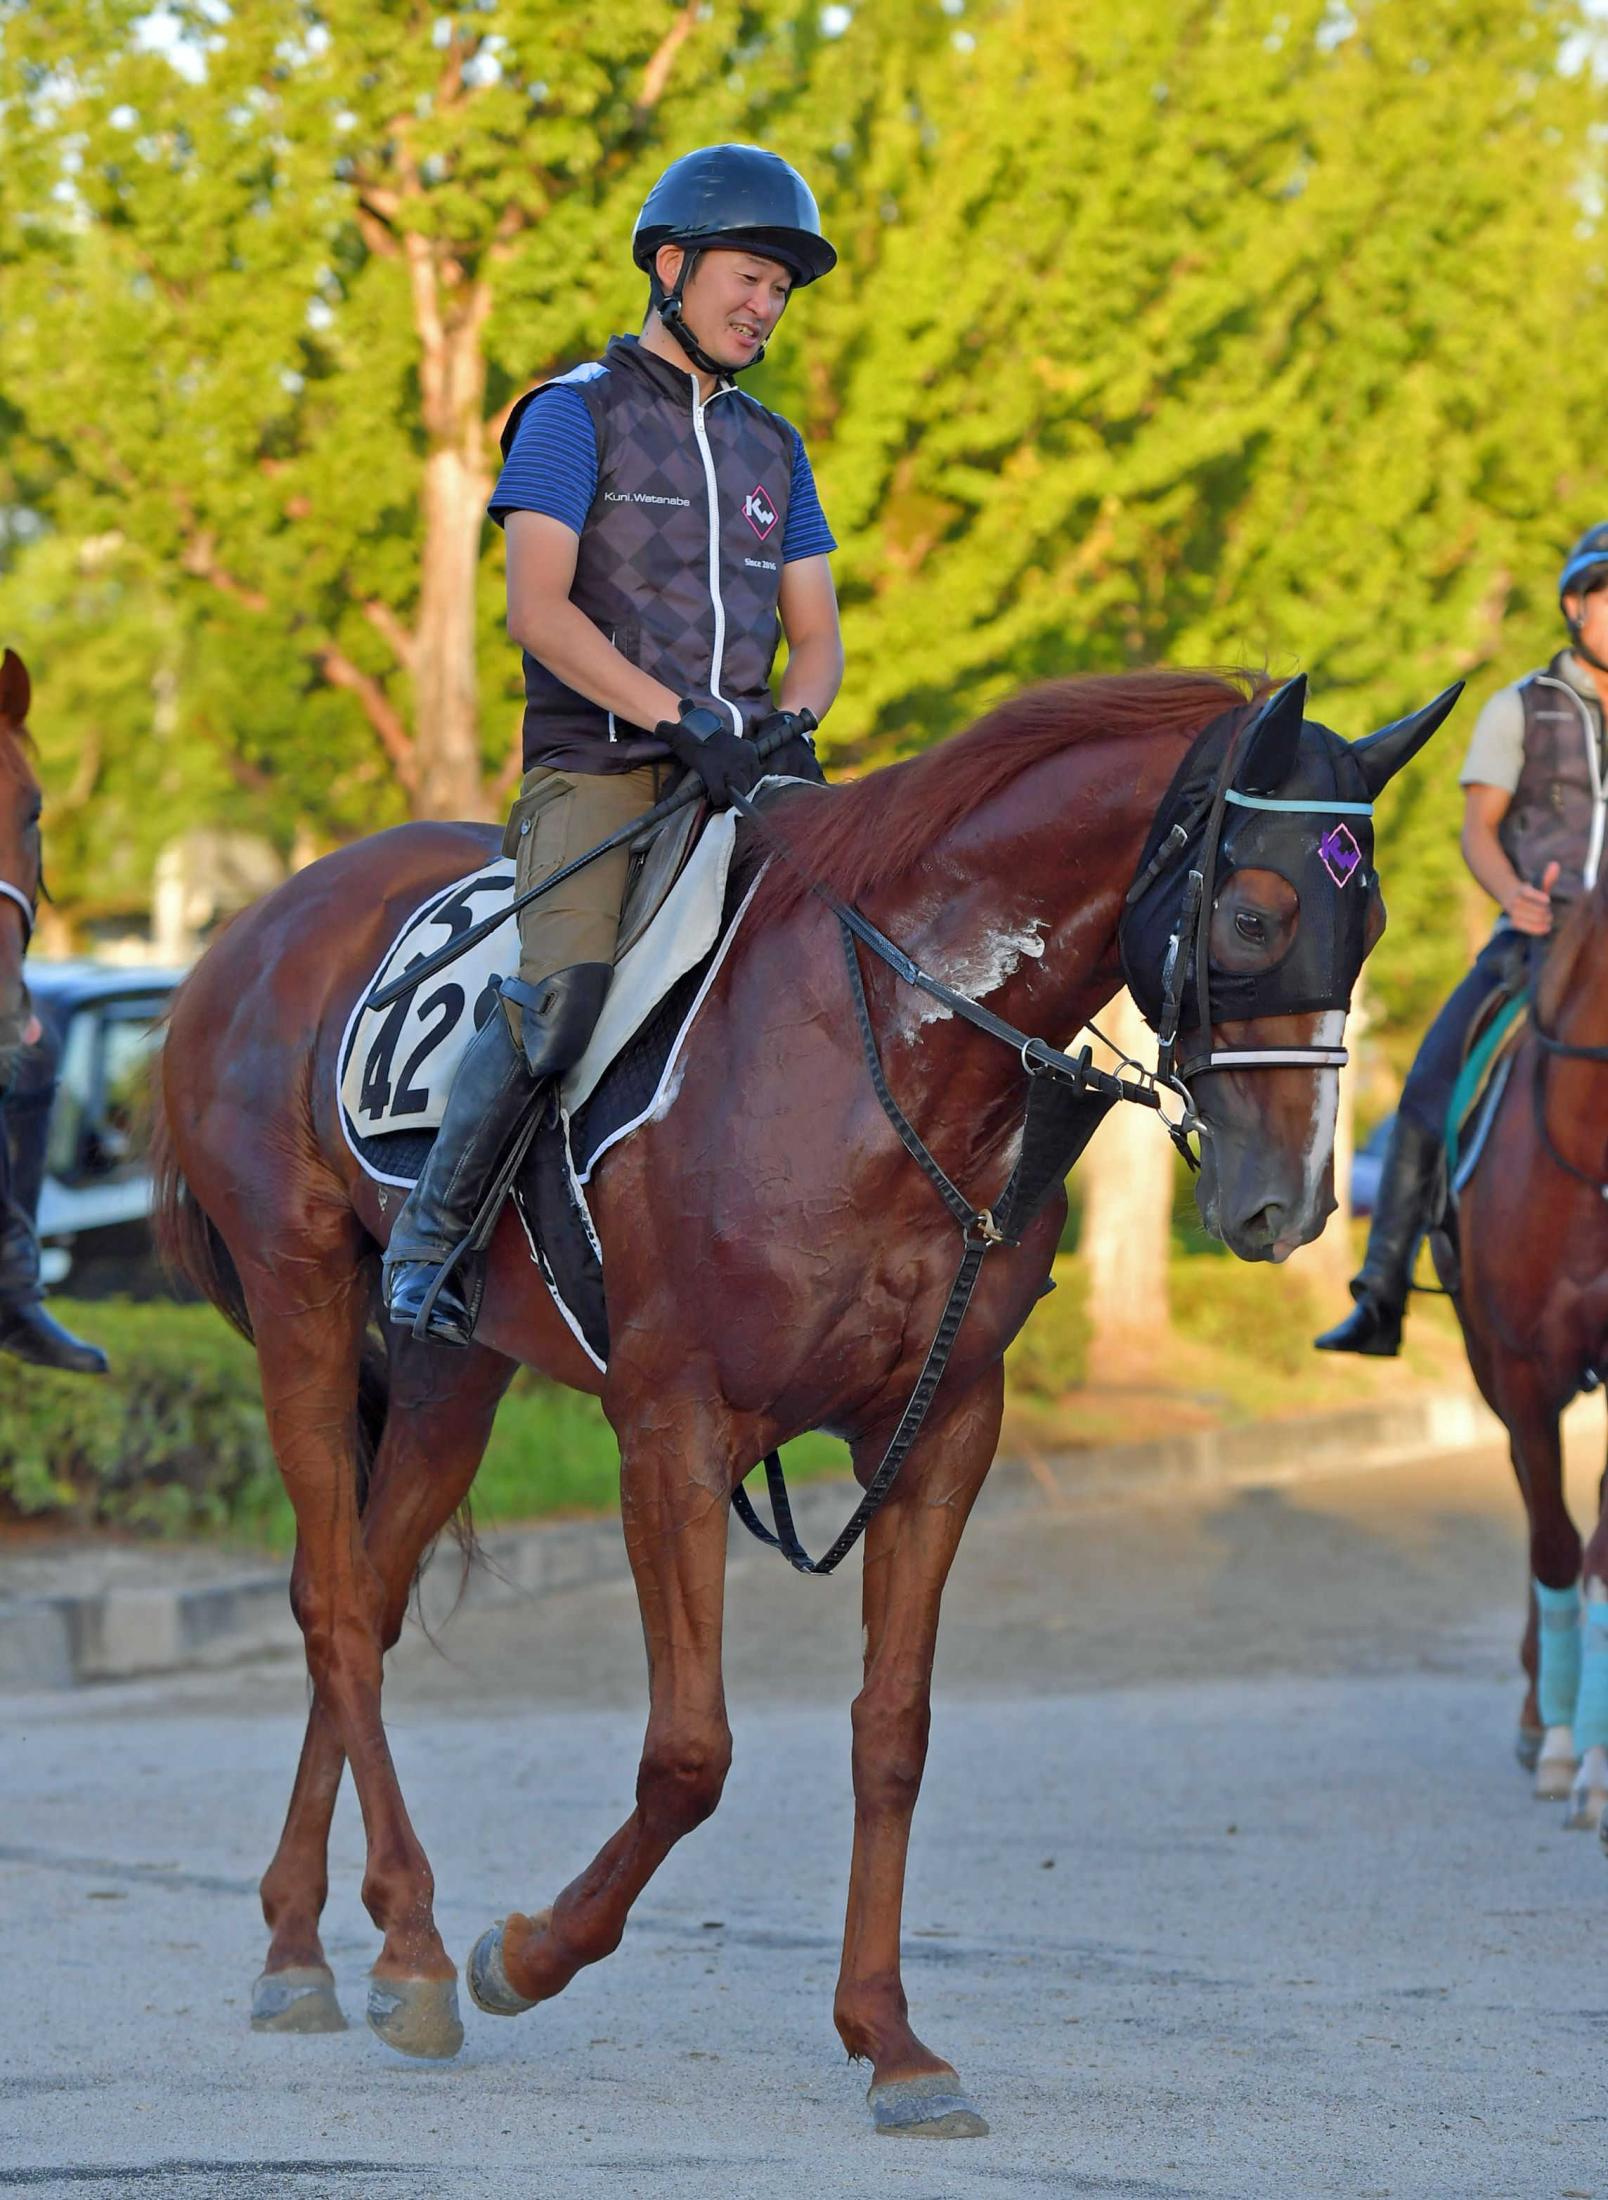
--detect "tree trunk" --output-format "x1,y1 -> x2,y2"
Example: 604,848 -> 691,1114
1081,988 -> 1173,1354
408,254 -> 495,822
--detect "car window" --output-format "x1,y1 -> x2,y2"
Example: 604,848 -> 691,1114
47,995 -> 169,1184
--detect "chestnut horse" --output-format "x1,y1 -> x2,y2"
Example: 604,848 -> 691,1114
152,667 -> 1446,2136
1443,872 -> 1608,1843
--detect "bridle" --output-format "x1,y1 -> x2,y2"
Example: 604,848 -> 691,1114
1130,704 -> 1373,1094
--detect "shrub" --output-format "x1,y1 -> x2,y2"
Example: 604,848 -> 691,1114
1003,1254 -> 1091,1399
0,1299 -> 278,1534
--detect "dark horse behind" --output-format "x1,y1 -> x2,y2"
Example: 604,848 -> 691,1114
153,665 -> 1451,2137
1438,872 -> 1608,1841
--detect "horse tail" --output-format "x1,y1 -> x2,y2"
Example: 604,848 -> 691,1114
149,1046 -> 393,1506
149,1090 -> 255,1344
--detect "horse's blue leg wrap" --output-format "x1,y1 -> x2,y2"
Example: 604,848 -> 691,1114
1574,1585 -> 1608,1752
1535,1578 -> 1582,1729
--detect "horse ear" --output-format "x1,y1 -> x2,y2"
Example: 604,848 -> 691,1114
1350,682 -> 1464,798
1236,675 -> 1308,794
0,649 -> 29,729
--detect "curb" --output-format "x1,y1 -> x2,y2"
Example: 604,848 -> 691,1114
0,1385 -> 1558,1693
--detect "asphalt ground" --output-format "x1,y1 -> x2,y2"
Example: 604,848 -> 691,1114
2,1426 -> 1606,2199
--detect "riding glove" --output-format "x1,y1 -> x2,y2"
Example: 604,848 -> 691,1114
751,707 -> 826,786
655,701 -> 765,810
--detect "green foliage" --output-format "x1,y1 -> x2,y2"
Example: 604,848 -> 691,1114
1003,1253 -> 1092,1398
0,1297 -> 277,1532
1168,1247 -> 1325,1378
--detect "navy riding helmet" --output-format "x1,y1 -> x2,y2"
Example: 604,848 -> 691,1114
632,144 -> 836,375
1559,522 -> 1608,670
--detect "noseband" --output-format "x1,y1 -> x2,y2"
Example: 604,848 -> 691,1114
0,877 -> 36,946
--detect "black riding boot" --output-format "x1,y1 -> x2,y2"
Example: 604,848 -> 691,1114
0,1206 -> 108,1374
382,962 -> 611,1347
1313,1113 -> 1444,1358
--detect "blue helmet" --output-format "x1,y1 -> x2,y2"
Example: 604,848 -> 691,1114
1558,523 -> 1608,606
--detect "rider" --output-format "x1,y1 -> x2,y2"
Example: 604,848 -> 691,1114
1315,523 -> 1608,1357
383,143 -> 845,1346
0,1029 -> 106,1374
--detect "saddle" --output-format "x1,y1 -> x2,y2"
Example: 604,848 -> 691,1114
1424,967 -> 1531,1295
340,779 -> 810,1358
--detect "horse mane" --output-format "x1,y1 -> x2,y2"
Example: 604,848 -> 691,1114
757,666 -> 1267,920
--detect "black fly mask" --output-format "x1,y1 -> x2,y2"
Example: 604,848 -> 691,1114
1119,675 -> 1463,1093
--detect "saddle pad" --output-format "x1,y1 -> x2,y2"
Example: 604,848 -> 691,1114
1445,989 -> 1528,1179
338,813 -> 740,1146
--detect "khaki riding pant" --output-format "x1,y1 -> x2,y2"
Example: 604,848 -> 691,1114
500,762 -> 670,998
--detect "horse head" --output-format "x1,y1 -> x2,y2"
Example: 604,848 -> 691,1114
1121,674 -> 1462,1261
0,650 -> 43,1091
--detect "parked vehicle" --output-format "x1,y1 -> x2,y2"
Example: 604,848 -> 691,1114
1349,1112 -> 1395,1220
22,962 -> 184,1296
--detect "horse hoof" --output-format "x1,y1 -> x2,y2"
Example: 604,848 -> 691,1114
366,1972 -> 464,2060
1534,1754 -> 1577,1802
250,1965 -> 346,2034
466,1920 -> 537,2017
867,2071 -> 990,2139
1515,1724 -> 1545,1772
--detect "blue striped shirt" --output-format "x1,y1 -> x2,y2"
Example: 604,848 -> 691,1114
490,380 -> 836,563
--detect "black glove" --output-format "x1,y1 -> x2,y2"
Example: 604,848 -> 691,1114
751,707 -> 826,786
655,700 -> 765,811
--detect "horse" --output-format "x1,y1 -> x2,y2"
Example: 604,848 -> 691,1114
0,650 -> 45,1082
1439,870 -> 1608,1842
151,664 -> 1451,2137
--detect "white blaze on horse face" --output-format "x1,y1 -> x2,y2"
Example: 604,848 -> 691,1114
1297,1011 -> 1347,1219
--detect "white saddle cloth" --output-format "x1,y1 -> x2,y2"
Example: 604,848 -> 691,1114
339,811 -> 741,1142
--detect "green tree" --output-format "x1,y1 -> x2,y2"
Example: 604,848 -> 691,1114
0,0 -> 946,844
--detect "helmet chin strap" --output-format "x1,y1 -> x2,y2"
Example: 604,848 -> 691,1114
651,248 -> 767,377
1565,612 -> 1608,676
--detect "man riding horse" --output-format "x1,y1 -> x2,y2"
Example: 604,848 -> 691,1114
382,144 -> 846,1345
1316,523 -> 1608,1358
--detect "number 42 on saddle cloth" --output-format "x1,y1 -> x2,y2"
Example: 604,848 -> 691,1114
337,806 -> 760,1370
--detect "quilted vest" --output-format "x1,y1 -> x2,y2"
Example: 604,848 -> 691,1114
503,336 -> 797,775
1510,652 -> 1608,901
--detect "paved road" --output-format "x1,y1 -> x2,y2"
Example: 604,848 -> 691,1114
3,1431 -> 1606,2199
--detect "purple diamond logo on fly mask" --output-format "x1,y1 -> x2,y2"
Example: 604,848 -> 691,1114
742,484 -> 778,541
1318,821 -> 1362,888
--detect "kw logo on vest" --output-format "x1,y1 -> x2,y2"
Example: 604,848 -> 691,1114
742,484 -> 779,540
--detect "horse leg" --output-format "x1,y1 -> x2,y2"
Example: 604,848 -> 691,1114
1515,1583 -> 1544,1771
1493,1369 -> 1583,1802
468,1398 -> 734,2018
834,1373 -> 1001,2140
1566,1503 -> 1608,1841
255,1338 -> 513,2037
243,1265 -> 468,2060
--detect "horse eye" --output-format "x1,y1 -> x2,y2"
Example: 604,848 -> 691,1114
1233,910 -> 1266,944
